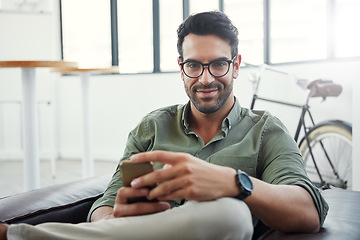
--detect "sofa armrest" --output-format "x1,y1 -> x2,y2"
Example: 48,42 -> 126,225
0,174 -> 111,225
258,188 -> 360,239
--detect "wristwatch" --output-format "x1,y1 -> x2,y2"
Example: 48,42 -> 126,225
234,170 -> 253,200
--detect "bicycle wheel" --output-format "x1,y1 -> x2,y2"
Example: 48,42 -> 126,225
299,120 -> 352,190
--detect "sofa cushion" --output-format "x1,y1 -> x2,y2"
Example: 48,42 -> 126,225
0,175 -> 110,225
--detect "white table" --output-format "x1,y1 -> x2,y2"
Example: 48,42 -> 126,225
54,66 -> 119,178
0,61 -> 77,191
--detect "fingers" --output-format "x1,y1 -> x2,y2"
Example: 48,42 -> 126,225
129,152 -> 202,200
128,151 -> 229,202
115,187 -> 150,204
130,151 -> 195,189
130,150 -> 189,165
130,165 -> 178,189
148,176 -> 192,200
113,187 -> 171,218
163,164 -> 172,169
113,201 -> 170,218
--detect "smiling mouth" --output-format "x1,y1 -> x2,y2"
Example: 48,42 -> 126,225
196,88 -> 218,98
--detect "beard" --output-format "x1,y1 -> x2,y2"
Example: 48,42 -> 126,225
184,77 -> 234,114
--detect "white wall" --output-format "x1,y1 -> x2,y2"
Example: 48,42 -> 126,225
56,72 -> 188,160
0,3 -> 359,189
56,60 -> 358,158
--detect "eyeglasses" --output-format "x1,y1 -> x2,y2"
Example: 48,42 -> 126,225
179,56 -> 236,78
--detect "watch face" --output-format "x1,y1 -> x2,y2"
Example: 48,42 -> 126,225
240,173 -> 253,191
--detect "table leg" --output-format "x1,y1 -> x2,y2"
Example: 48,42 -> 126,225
81,72 -> 94,178
21,68 -> 40,190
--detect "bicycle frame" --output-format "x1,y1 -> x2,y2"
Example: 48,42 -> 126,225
248,63 -> 352,189
252,88 -> 351,189
250,94 -> 326,185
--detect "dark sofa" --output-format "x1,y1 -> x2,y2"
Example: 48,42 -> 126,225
1,174 -> 359,239
0,175 -> 111,225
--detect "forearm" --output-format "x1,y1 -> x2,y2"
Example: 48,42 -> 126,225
246,178 -> 320,233
0,223 -> 8,240
90,206 -> 114,222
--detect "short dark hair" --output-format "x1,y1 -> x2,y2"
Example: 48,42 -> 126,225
177,11 -> 239,60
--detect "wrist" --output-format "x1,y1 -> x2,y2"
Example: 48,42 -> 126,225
234,170 -> 253,200
90,206 -> 114,222
229,168 -> 241,197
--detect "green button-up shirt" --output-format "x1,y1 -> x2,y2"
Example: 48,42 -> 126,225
88,99 -> 328,226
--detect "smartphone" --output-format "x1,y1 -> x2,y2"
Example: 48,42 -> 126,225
119,160 -> 157,203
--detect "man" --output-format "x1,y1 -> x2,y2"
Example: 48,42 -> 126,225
1,11 -> 327,240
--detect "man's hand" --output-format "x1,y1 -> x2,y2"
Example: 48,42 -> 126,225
112,187 -> 170,218
0,223 -> 8,240
129,151 -> 239,202
91,186 -> 170,221
93,150 -> 238,221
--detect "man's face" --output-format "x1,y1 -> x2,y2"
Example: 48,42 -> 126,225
179,34 -> 240,114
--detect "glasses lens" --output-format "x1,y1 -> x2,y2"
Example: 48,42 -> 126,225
183,62 -> 203,78
209,60 -> 229,77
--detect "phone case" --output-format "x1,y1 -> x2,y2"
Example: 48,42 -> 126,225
119,160 -> 157,203
120,160 -> 154,187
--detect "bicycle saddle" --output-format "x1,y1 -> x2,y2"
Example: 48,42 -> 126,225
307,79 -> 343,100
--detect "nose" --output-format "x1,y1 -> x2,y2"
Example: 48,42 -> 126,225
198,67 -> 215,85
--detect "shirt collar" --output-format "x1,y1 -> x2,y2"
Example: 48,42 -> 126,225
182,102 -> 191,132
224,97 -> 242,131
181,97 -> 242,134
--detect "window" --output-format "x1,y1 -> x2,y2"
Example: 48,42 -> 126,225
190,0 -> 219,14
60,0 -> 360,73
269,0 -> 328,63
117,0 -> 153,73
159,0 -> 182,72
61,0 -> 111,68
225,0 -> 264,65
333,0 -> 360,58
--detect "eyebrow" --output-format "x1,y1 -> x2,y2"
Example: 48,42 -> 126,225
183,56 -> 231,63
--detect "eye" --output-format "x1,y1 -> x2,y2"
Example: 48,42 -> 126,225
212,61 -> 227,68
185,62 -> 201,69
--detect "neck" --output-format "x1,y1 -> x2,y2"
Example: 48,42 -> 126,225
188,95 -> 235,144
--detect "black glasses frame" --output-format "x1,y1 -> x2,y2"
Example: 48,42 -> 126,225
179,56 -> 236,78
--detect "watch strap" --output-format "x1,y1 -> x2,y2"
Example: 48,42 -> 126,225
234,170 -> 252,200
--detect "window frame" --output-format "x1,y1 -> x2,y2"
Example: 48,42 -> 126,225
59,0 -> 360,74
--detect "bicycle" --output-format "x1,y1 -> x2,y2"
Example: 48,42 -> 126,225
247,64 -> 353,190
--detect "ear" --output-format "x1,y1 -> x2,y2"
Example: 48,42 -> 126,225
233,54 -> 241,79
178,57 -> 185,80
177,56 -> 183,68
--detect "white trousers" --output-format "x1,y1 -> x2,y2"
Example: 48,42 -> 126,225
7,198 -> 253,240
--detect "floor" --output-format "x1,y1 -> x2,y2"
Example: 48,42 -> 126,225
0,159 -> 117,198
